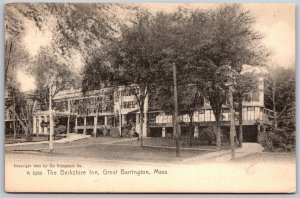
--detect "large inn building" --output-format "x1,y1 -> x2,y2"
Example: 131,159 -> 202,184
5,66 -> 273,142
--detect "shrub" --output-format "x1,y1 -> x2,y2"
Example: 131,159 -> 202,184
110,127 -> 120,138
261,126 -> 296,152
55,125 -> 67,135
199,126 -> 216,145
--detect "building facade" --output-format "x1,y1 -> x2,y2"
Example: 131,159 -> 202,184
5,66 -> 273,142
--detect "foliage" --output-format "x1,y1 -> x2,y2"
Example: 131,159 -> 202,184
6,92 -> 37,140
31,47 -> 77,106
82,9 -> 177,145
110,127 -> 120,138
5,3 -> 122,62
262,126 -> 295,152
199,127 -> 216,145
265,66 -> 295,128
263,66 -> 295,151
180,5 -> 268,148
82,54 -> 113,92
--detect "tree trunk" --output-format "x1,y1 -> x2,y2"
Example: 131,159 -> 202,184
13,95 -> 16,139
5,41 -> 13,82
94,104 -> 99,138
238,96 -> 243,147
49,85 -> 54,152
8,107 -> 29,137
229,86 -> 235,160
272,80 -> 278,129
118,95 -> 122,137
215,117 -> 221,150
139,107 -> 144,147
173,63 -> 180,157
143,93 -> 149,140
212,101 -> 222,150
67,114 -> 70,138
189,113 -> 193,147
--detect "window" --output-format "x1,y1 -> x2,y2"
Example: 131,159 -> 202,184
247,107 -> 255,120
204,110 -> 211,122
198,110 -> 205,114
122,101 -> 136,109
121,88 -> 137,96
148,113 -> 159,124
89,97 -> 95,105
244,81 -> 260,102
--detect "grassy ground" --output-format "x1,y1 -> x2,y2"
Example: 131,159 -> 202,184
5,135 -> 65,144
114,137 -> 234,150
5,136 -> 296,163
5,137 -> 210,162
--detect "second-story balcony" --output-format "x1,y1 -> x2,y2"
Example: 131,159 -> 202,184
148,106 -> 274,127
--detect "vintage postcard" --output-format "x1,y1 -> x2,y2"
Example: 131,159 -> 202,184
4,3 -> 296,193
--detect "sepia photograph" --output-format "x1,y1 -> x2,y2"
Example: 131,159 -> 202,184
4,2 -> 296,193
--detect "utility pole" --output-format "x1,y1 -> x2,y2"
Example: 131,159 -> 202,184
224,65 -> 237,160
49,84 -> 54,152
67,100 -> 70,138
229,85 -> 235,160
13,89 -> 16,139
118,90 -> 122,137
173,63 -> 180,157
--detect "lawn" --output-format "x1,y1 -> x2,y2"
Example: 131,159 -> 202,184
114,137 -> 234,150
5,134 -> 64,144
5,137 -> 210,162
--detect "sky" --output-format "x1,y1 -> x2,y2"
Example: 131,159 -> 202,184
16,3 -> 295,92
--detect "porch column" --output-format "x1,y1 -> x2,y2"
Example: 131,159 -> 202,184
83,116 -> 87,134
33,117 -> 37,134
67,115 -> 70,137
162,127 -> 166,138
93,116 -> 97,137
263,125 -> 267,143
257,123 -> 261,143
194,125 -> 199,138
119,114 -> 122,136
38,116 -> 42,134
75,117 -> 78,134
122,114 -> 126,125
44,115 -> 48,134
104,116 -> 108,125
142,112 -> 148,137
67,100 -> 71,137
67,100 -> 71,113
142,93 -> 149,137
135,114 -> 139,134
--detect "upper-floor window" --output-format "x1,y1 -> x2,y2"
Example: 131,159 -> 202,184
121,88 -> 138,96
243,78 -> 260,102
122,101 -> 136,109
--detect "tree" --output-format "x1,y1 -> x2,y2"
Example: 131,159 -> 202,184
5,3 -> 122,72
82,4 -> 269,152
181,4 -> 268,149
234,70 -> 259,146
8,95 -> 37,141
4,3 -> 130,142
104,10 -> 155,146
265,65 -> 296,129
5,5 -> 33,139
152,82 -> 204,147
30,47 -> 76,151
264,66 -> 295,150
32,47 -> 75,104
82,9 -> 176,146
